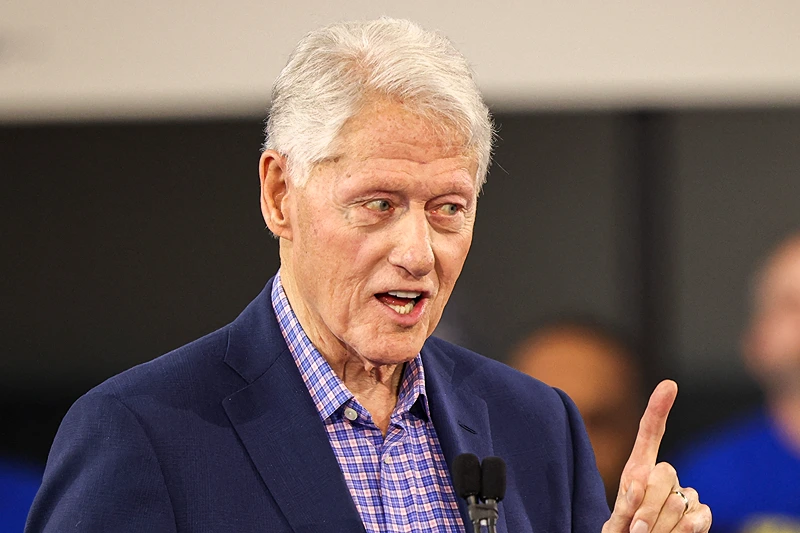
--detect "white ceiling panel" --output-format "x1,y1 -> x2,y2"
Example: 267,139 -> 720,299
2,0 -> 800,121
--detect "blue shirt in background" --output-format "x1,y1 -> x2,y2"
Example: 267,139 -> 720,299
673,410 -> 800,533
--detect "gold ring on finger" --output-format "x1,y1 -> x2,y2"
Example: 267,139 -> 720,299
673,490 -> 689,515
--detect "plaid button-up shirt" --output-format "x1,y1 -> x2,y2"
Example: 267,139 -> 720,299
272,273 -> 464,533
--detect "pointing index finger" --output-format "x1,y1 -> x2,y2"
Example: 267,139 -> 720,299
627,380 -> 678,468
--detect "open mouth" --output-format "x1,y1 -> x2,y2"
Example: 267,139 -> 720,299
375,290 -> 424,315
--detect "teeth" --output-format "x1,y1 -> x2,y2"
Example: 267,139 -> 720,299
388,291 -> 421,298
387,301 -> 415,315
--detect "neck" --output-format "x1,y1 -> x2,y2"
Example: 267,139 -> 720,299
332,357 -> 405,435
278,262 -> 404,435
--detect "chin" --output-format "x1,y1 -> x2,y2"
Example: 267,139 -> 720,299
364,335 -> 426,365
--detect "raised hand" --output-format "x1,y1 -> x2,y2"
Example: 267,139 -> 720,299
602,380 -> 712,533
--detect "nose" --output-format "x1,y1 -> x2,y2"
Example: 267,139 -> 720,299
388,207 -> 435,278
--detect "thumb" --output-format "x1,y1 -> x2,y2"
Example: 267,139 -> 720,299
603,478 -> 645,533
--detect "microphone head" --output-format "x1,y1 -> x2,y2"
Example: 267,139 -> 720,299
480,456 -> 507,502
452,453 -> 482,499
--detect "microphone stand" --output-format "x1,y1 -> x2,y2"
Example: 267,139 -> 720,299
466,496 -> 499,533
483,498 -> 499,533
451,453 -> 504,533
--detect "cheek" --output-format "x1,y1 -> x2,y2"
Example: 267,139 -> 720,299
434,233 -> 472,283
427,235 -> 471,326
296,204 -> 356,261
298,217 -> 388,305
293,207 -> 360,305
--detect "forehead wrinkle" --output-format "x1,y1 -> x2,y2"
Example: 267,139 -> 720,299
321,98 -> 478,196
341,139 -> 469,166
338,158 -> 475,199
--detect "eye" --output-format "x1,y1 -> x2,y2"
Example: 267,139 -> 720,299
436,203 -> 461,216
365,199 -> 392,212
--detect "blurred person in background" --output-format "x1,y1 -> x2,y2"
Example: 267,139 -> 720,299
674,233 -> 800,533
509,319 -> 645,508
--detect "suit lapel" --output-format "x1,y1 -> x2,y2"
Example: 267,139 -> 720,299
219,281 -> 508,532
424,340 -> 509,533
221,281 -> 365,533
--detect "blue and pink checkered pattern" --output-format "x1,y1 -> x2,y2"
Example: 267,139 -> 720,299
272,273 -> 464,533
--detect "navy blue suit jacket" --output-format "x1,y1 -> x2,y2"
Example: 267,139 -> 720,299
27,280 -> 610,532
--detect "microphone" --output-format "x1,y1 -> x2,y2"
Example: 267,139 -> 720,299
452,453 -> 482,500
480,457 -> 507,533
452,453 -> 482,533
452,454 -> 506,533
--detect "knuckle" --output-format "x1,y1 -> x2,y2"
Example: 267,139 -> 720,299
682,486 -> 699,501
701,503 -> 713,524
608,509 -> 631,528
633,507 -> 657,524
667,493 -> 687,514
654,461 -> 678,479
610,499 -> 628,518
677,507 -> 711,533
692,514 -> 710,533
675,518 -> 695,533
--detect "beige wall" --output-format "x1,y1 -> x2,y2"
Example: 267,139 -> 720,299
2,0 -> 800,121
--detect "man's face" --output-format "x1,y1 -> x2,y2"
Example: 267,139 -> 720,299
274,99 -> 478,367
745,240 -> 800,392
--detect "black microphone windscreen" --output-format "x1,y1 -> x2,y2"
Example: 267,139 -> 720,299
452,453 -> 481,499
480,456 -> 507,502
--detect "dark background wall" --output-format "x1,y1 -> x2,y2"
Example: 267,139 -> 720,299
3,108 -> 799,465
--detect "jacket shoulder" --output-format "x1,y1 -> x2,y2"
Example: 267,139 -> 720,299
423,335 -> 564,407
82,325 -> 243,416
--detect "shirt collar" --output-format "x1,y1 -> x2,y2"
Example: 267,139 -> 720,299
395,353 -> 430,422
271,271 -> 429,423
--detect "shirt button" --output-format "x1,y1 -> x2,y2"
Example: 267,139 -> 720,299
383,455 -> 391,465
344,407 -> 358,421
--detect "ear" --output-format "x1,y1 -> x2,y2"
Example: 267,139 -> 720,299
259,150 -> 293,240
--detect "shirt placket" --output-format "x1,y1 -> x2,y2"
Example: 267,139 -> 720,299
343,400 -> 392,533
382,416 -> 416,533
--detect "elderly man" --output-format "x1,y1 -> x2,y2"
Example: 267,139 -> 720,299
26,18 -> 710,533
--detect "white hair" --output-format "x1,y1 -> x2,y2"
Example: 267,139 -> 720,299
264,18 -> 494,191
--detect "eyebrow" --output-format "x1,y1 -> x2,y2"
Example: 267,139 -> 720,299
352,178 -> 475,201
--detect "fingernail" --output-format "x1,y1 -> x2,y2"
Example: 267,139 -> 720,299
631,520 -> 648,533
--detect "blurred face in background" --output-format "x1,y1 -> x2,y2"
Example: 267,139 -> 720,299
744,238 -> 800,396
511,326 -> 642,505
262,98 -> 478,370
